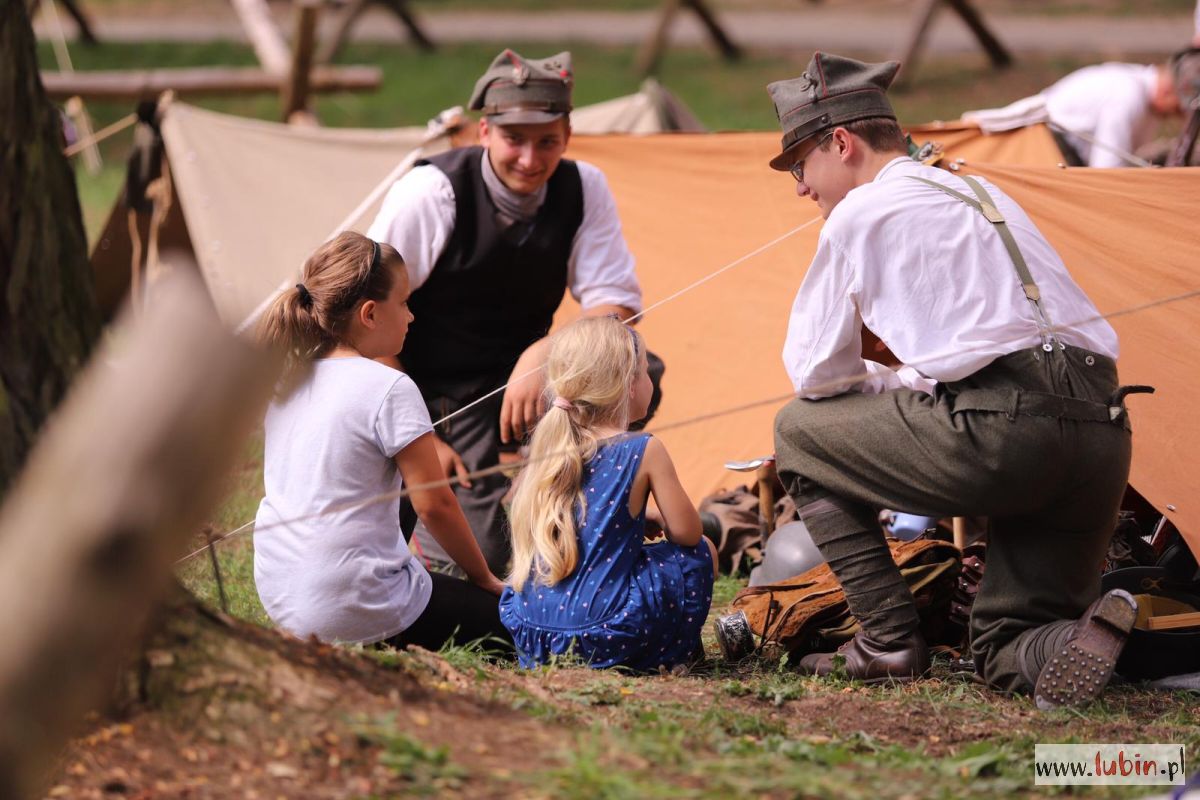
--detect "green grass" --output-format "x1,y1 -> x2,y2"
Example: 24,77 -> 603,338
353,715 -> 468,796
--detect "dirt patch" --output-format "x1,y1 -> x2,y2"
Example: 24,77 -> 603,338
43,595 -> 1199,799
44,596 -> 570,799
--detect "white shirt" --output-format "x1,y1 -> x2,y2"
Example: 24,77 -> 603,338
1042,63 -> 1159,168
782,157 -> 1118,399
367,158 -> 643,313
254,358 -> 434,644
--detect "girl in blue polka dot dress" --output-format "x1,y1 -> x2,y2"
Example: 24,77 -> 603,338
499,316 -> 717,671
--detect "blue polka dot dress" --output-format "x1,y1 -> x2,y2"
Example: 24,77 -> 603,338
499,434 -> 714,671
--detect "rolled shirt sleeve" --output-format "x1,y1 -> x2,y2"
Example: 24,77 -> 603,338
782,233 -> 933,399
366,164 -> 457,293
569,161 -> 643,313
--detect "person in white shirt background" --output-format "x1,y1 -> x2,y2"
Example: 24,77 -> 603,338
761,52 -> 1142,710
1039,61 -> 1181,167
368,49 -> 659,577
963,59 -> 1186,168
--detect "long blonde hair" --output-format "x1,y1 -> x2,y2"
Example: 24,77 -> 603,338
508,316 -> 642,591
256,231 -> 402,385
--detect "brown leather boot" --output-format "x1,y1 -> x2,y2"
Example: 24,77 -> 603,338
1031,589 -> 1138,711
797,629 -> 930,684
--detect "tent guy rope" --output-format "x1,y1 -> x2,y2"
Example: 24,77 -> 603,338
176,283 -> 1200,566
423,214 -> 826,435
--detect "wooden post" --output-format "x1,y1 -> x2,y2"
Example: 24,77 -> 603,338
229,0 -> 291,77
756,462 -> 777,546
895,0 -> 940,86
318,0 -> 435,65
26,0 -> 97,45
684,0 -> 741,61
896,0 -> 1011,87
282,0 -> 320,123
636,0 -> 739,77
952,517 -> 967,550
0,274 -> 280,800
379,0 -> 434,51
636,0 -> 683,77
945,0 -> 1012,69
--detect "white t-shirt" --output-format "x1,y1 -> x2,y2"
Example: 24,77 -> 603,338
254,358 -> 434,644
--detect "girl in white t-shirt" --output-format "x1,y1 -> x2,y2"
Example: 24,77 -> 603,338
254,231 -> 509,650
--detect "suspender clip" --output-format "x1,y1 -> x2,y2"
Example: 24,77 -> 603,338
980,201 -> 1005,224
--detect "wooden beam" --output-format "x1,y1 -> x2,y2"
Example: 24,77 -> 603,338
895,0 -> 940,86
0,273 -> 280,799
896,0 -> 1011,86
635,0 -> 683,77
944,0 -> 1012,69
684,0 -> 741,61
636,0 -> 739,77
319,0 -> 435,65
1145,611 -> 1200,631
229,0 -> 290,76
281,0 -> 320,121
41,65 -> 381,101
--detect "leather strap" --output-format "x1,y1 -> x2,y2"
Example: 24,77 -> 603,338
908,174 -> 1058,347
951,388 -> 1113,423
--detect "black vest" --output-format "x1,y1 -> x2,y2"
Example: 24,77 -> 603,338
402,146 -> 585,400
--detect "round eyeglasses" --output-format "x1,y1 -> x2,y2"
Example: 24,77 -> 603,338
789,132 -> 835,183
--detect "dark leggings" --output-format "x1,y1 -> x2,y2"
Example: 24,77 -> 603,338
383,572 -> 513,653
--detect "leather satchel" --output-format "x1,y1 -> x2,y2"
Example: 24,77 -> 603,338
726,537 -> 962,656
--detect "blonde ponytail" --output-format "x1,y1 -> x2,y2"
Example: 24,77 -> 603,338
508,317 -> 641,590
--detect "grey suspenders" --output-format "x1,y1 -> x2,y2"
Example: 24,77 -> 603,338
907,174 -> 1059,352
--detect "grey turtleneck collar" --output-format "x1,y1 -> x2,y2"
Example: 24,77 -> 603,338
480,149 -> 548,227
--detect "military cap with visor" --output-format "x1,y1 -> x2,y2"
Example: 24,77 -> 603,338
767,51 -> 901,171
469,48 -> 574,125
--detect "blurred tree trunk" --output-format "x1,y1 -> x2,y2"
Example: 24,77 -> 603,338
0,0 -> 100,496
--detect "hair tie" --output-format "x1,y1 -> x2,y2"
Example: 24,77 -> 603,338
369,240 -> 381,273
295,282 -> 313,308
603,312 -> 640,358
552,396 -> 573,411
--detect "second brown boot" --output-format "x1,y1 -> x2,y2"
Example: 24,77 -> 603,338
1033,589 -> 1138,711
797,629 -> 930,684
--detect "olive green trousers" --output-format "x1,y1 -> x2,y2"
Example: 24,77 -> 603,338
774,345 -> 1132,692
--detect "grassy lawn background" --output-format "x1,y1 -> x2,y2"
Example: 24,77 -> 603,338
47,40 -> 1167,242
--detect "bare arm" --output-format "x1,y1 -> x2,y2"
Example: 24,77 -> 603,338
498,303 -> 639,443
394,433 -> 505,594
641,436 -> 701,547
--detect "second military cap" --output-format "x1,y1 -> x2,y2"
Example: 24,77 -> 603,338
468,49 -> 574,125
767,52 -> 900,171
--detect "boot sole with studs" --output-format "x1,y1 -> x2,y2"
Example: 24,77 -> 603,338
1033,589 -> 1138,711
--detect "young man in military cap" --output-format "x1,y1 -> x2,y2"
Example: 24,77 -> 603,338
762,51 -> 1143,708
368,49 -> 653,576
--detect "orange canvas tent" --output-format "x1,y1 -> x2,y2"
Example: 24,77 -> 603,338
90,106 -> 1196,554
566,135 -> 1198,555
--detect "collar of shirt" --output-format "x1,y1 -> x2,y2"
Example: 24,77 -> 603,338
480,150 -> 548,226
874,156 -> 918,183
